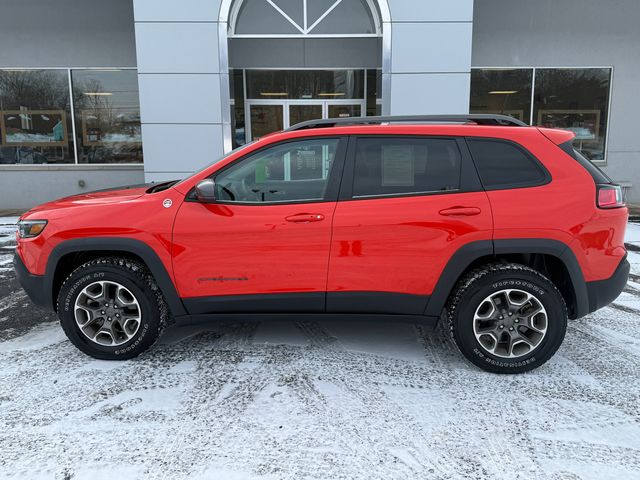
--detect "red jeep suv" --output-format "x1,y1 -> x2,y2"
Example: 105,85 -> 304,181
14,115 -> 629,373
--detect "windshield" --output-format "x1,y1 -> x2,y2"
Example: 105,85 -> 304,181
173,140 -> 259,188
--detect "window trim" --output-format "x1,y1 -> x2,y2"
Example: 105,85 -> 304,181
465,136 -> 552,191
188,135 -> 349,206
470,66 -> 614,165
228,0 -> 383,37
0,66 -> 142,167
339,134 -> 482,202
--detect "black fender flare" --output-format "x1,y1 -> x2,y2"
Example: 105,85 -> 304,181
45,237 -> 186,316
423,238 -> 589,319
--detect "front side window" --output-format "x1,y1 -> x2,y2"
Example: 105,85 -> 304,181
467,139 -> 548,189
215,138 -> 339,203
352,137 -> 461,198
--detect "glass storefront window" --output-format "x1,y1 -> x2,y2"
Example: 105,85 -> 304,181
0,70 -> 74,164
231,69 -> 246,149
533,68 -> 611,161
470,69 -> 533,124
233,0 -> 378,36
71,69 -> 143,163
470,67 -> 612,162
246,70 -> 364,100
366,69 -> 382,116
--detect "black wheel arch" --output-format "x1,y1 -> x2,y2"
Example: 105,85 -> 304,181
45,238 -> 186,317
424,238 -> 589,319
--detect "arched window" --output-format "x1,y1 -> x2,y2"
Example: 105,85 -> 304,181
230,0 -> 381,37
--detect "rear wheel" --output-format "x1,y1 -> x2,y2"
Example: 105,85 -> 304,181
57,257 -> 168,360
446,263 -> 567,374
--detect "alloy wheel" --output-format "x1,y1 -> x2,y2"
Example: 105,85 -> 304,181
74,280 -> 142,346
473,288 -> 548,358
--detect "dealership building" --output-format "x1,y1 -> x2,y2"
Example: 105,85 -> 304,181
0,0 -> 638,209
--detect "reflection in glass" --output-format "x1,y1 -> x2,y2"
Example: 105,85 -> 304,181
234,0 -> 377,36
534,68 -> 611,161
71,70 -> 142,163
231,70 -> 246,149
214,138 -> 339,203
249,104 -> 283,141
289,104 -> 322,126
0,70 -> 74,164
246,70 -> 364,99
366,69 -> 382,116
470,69 -> 533,123
328,104 -> 362,119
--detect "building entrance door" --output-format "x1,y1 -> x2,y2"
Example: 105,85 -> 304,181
246,100 -> 365,142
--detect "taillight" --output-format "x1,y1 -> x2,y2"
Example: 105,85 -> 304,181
597,184 -> 625,209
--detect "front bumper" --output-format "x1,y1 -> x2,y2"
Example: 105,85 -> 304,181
13,252 -> 49,308
586,255 -> 630,314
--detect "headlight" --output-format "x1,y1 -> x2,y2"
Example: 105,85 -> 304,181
17,220 -> 48,238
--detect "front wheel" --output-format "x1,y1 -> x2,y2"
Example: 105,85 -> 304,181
446,263 -> 567,374
57,257 -> 168,360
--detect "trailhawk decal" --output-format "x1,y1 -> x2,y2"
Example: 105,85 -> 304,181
197,276 -> 249,283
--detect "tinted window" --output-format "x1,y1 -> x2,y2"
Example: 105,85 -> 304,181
352,137 -> 461,197
559,140 -> 611,184
214,138 -> 339,203
467,139 -> 547,189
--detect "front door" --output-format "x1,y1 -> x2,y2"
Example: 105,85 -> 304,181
173,136 -> 347,313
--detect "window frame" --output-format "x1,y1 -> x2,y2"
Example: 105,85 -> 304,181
338,135 -> 483,201
228,0 -> 383,38
470,66 -> 614,165
465,136 -> 552,191
191,135 -> 349,206
0,66 -> 142,168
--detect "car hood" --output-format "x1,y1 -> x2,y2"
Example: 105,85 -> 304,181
25,184 -> 151,215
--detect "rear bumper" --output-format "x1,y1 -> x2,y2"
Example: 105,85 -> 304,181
13,252 -> 49,308
586,255 -> 630,314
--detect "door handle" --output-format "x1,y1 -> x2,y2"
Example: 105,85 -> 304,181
438,206 -> 482,216
285,213 -> 325,223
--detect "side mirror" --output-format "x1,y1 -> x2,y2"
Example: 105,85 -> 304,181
194,179 -> 216,203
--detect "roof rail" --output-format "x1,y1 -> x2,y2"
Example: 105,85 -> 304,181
286,114 -> 528,131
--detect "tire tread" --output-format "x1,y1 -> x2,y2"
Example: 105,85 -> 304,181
446,262 -> 567,373
56,256 -> 169,359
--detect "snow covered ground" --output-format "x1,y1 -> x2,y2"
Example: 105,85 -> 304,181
0,218 -> 639,479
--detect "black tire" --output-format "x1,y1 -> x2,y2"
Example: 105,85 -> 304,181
56,256 -> 169,360
446,262 -> 567,374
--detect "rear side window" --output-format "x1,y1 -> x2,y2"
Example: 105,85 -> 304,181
467,138 -> 548,189
558,140 -> 611,184
352,137 -> 461,197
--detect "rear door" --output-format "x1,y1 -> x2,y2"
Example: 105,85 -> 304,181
326,135 -> 493,314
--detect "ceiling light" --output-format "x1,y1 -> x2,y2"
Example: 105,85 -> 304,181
318,93 -> 346,96
83,92 -> 113,96
488,90 -> 518,95
260,92 -> 288,96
